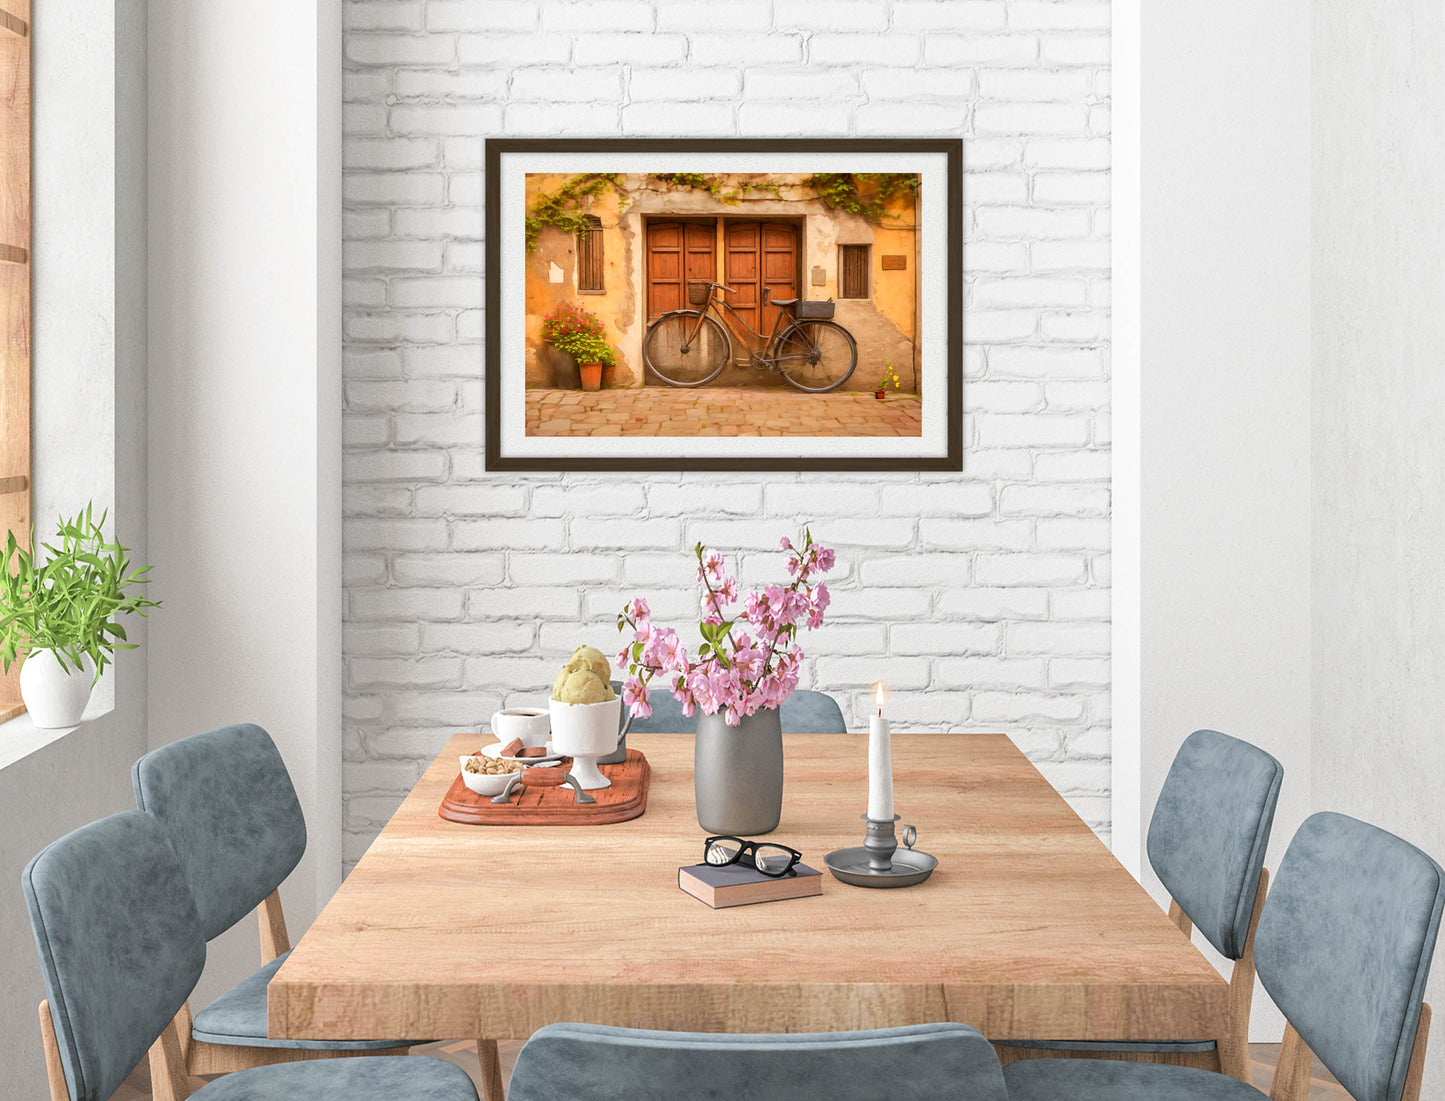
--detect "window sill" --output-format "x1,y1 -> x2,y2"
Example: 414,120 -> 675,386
0,699 -> 117,773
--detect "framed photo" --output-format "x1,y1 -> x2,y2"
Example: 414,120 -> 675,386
484,138 -> 962,472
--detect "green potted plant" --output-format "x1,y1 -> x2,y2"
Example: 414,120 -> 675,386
0,505 -> 160,728
874,359 -> 902,400
541,302 -> 617,391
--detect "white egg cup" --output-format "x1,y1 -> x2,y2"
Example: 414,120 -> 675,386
548,696 -> 622,790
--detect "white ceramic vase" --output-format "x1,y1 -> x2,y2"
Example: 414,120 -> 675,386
19,649 -> 95,729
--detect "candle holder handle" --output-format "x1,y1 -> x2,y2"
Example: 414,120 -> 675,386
864,814 -> 901,872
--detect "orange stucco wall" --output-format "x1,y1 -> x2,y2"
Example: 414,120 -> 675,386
523,173 -> 919,392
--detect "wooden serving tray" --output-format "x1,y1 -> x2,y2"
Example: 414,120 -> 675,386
438,749 -> 650,826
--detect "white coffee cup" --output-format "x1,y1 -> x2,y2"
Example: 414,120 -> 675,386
491,707 -> 550,748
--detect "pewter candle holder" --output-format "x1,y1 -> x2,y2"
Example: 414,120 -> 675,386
864,814 -> 901,872
824,815 -> 938,889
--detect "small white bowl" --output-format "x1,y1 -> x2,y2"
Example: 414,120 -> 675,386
458,756 -> 527,797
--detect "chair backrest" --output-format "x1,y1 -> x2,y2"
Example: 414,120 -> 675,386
508,1022 -> 1007,1101
780,689 -> 847,733
22,811 -> 207,1101
132,723 -> 306,941
616,682 -> 691,735
1145,728 -> 1283,959
1256,812 -> 1445,1101
619,688 -> 846,735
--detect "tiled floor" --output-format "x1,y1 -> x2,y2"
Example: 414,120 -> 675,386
524,386 -> 924,437
113,1040 -> 1347,1098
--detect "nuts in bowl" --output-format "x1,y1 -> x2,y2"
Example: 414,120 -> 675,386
459,753 -> 526,797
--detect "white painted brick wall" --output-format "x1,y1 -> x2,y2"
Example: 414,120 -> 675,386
340,0 -> 1111,870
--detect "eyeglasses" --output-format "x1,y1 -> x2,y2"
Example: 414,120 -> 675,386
703,836 -> 802,878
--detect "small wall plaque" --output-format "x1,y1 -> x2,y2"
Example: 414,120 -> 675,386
881,254 -> 907,271
811,265 -> 826,286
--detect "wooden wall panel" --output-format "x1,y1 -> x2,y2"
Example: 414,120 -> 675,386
0,5 -> 30,723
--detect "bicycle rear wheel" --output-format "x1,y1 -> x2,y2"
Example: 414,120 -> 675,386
774,320 -> 858,393
643,311 -> 730,387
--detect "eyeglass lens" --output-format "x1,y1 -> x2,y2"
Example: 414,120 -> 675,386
706,838 -> 742,865
751,845 -> 794,874
706,838 -> 795,873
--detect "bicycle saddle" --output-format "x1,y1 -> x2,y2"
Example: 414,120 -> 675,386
770,297 -> 799,307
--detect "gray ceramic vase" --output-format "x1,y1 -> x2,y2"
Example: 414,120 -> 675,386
694,706 -> 783,836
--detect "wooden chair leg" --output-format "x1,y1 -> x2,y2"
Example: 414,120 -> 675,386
258,888 -> 291,964
1269,1023 -> 1315,1101
1220,867 -> 1269,1083
1168,898 -> 1193,937
477,1038 -> 506,1101
148,1015 -> 194,1101
38,1001 -> 71,1101
1402,1003 -> 1431,1101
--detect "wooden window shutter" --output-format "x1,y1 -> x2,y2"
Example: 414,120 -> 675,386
0,0 -> 29,722
577,216 -> 603,292
839,244 -> 869,299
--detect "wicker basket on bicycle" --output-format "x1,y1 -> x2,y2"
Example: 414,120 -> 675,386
792,299 -> 835,319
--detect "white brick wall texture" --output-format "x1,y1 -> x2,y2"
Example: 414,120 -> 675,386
341,0 -> 1111,870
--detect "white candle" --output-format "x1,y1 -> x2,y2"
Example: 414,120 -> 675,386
867,681 -> 893,821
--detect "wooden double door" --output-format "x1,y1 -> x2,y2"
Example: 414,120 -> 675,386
646,219 -> 799,345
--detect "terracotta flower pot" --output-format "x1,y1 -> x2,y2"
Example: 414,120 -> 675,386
579,362 -> 603,391
874,390 -> 886,400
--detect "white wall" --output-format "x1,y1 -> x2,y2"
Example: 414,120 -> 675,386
1311,0 -> 1445,1090
1138,0 -> 1313,1040
146,0 -> 343,1009
340,0 -> 1115,870
0,4 -> 149,1099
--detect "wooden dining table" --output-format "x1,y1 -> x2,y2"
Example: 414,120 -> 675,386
269,732 -> 1231,1099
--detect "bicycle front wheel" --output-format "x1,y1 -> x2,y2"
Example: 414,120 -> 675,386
643,311 -> 730,387
774,320 -> 858,393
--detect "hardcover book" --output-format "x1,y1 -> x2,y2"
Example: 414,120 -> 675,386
678,861 -> 824,909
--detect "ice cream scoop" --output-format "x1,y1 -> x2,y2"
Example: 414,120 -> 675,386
555,669 -> 611,705
568,645 -> 612,682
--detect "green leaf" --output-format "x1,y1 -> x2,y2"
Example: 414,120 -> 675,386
0,502 -> 161,665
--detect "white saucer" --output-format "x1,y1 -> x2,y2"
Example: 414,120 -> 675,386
481,741 -> 564,766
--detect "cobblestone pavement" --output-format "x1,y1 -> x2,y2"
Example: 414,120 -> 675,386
525,387 -> 923,437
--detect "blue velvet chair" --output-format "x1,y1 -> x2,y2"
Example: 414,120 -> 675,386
508,1022 -> 1007,1101
621,688 -> 847,735
131,725 -> 415,1077
21,811 -> 478,1101
1005,811 -> 1444,1101
996,727 -> 1282,1081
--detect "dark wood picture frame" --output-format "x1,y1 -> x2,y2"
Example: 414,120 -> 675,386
485,137 -> 963,472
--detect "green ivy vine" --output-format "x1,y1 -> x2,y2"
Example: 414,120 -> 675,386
650,173 -> 780,204
524,173 -> 621,252
803,173 -> 921,223
523,171 -> 919,253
